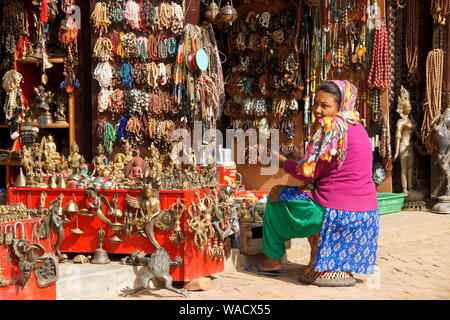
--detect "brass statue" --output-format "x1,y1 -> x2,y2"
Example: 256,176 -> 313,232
91,144 -> 110,177
53,94 -> 67,124
113,140 -> 133,166
68,141 -> 85,174
145,143 -> 163,188
238,201 -> 253,222
431,103 -> 450,214
22,146 -> 36,186
125,184 -> 161,246
119,247 -> 188,297
393,87 -> 417,194
393,86 -> 425,209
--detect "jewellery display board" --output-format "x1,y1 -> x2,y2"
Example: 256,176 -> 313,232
8,187 -> 225,282
218,0 -> 392,193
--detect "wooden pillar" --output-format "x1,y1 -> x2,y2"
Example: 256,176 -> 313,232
375,0 -> 393,193
184,0 -> 200,25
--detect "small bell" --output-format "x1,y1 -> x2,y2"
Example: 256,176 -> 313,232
58,176 -> 67,189
14,167 -> 27,187
49,175 -> 58,189
91,229 -> 111,264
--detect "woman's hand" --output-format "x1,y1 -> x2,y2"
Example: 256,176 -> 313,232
284,149 -> 302,162
269,148 -> 288,167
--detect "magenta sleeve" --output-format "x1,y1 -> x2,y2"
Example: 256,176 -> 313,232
283,158 -> 338,182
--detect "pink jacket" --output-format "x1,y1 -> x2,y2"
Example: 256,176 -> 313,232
284,122 -> 378,212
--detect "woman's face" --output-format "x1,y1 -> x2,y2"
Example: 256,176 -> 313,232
312,90 -> 340,119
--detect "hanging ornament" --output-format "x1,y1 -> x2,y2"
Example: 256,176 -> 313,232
205,0 -> 220,24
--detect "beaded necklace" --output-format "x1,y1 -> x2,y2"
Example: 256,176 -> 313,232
97,88 -> 112,113
406,0 -> 420,84
91,2 -> 111,36
120,60 -> 134,89
123,0 -> 141,30
116,116 -> 130,140
96,119 -> 116,153
93,37 -> 113,61
94,61 -> 113,89
367,21 -> 390,89
421,48 -> 445,153
148,34 -> 158,60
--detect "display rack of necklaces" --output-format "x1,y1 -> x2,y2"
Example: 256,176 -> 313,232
90,0 -> 185,158
224,1 -> 304,161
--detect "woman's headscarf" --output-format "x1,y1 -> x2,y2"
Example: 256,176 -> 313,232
298,80 -> 360,178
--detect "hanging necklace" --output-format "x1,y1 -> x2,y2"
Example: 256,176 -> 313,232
406,0 -> 420,84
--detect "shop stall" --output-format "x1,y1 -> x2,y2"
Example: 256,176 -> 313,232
0,0 -> 448,299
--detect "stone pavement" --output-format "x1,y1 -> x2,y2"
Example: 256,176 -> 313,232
91,211 -> 450,300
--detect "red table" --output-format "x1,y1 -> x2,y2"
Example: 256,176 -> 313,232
8,187 -> 224,281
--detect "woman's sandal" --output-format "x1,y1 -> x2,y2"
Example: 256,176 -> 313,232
245,264 -> 281,277
299,268 -> 356,287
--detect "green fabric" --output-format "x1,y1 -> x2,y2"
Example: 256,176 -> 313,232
262,189 -> 326,260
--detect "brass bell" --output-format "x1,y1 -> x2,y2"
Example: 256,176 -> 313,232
64,197 -> 78,216
91,229 -> 110,264
14,167 -> 27,187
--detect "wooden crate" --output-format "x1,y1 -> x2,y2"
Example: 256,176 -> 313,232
238,221 -> 291,255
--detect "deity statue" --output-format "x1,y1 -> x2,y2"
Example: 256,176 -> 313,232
68,141 -> 85,174
393,86 -> 417,194
113,140 -> 133,166
126,150 -> 148,181
42,135 -> 61,163
126,184 -> 161,242
431,103 -> 450,214
145,143 -> 163,188
53,94 -> 67,124
22,146 -> 36,186
91,144 -> 110,177
394,86 -> 425,209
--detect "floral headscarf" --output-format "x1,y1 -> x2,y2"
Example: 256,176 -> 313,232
299,80 -> 360,178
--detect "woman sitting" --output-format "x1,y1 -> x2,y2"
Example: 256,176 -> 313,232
246,80 -> 379,287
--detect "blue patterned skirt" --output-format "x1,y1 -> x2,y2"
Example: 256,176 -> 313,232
275,186 -> 380,274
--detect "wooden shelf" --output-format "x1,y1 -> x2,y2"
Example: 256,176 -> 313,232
15,57 -> 65,64
0,160 -> 23,167
0,123 -> 69,129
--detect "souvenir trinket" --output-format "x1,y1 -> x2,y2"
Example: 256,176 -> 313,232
91,228 -> 111,264
168,198 -> 186,247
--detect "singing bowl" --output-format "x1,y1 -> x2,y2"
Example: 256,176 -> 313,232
70,227 -> 84,235
108,235 -> 123,243
78,208 -> 95,217
195,48 -> 209,71
110,222 -> 124,232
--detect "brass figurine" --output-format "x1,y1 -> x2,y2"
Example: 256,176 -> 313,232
393,86 -> 425,209
68,141 -> 85,174
168,198 -> 186,247
91,144 -> 110,177
432,103 -> 450,214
